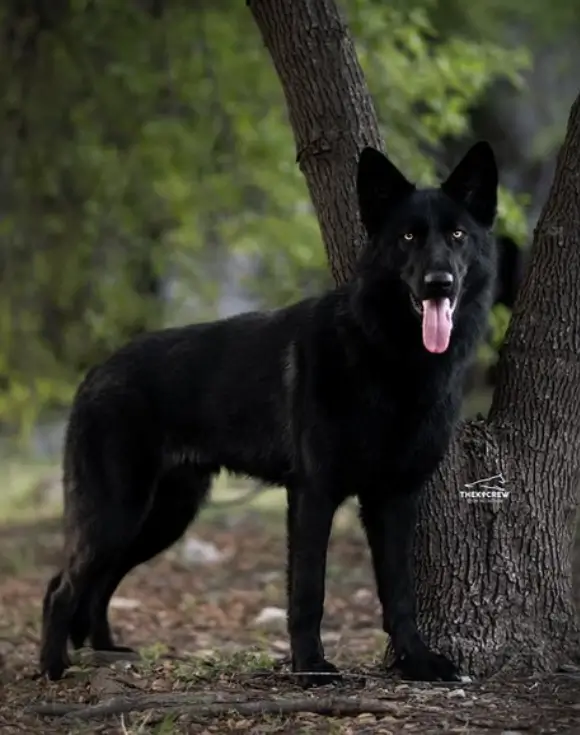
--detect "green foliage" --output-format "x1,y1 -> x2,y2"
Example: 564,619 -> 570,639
420,0 -> 580,46
254,1 -> 531,304
351,3 -> 529,179
0,0 -> 534,433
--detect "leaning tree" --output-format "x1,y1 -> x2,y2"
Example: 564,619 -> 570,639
249,0 -> 580,677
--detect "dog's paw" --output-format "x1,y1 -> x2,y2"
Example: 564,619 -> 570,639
397,649 -> 460,682
39,650 -> 71,681
293,658 -> 342,688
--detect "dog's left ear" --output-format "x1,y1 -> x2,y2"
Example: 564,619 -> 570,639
441,142 -> 498,229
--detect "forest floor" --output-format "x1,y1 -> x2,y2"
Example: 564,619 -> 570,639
1,488 -> 580,734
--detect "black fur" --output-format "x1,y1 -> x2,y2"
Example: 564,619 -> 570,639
40,142 -> 498,684
494,235 -> 525,311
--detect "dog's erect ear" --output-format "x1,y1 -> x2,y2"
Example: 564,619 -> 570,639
357,147 -> 415,237
441,141 -> 498,229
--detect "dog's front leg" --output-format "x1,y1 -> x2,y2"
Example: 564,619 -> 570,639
360,492 -> 460,682
286,486 -> 341,687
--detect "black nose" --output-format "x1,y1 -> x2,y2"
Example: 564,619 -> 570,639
424,271 -> 454,287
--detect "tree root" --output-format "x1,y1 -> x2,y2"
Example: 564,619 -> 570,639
27,693 -> 407,722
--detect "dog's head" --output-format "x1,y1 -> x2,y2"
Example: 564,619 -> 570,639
356,142 -> 498,354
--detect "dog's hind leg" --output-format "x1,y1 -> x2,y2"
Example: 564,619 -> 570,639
42,571 -> 63,621
287,484 -> 341,687
40,449 -> 159,680
83,465 -> 212,652
359,492 -> 460,682
40,545 -> 121,680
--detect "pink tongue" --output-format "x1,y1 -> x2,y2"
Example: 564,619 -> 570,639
422,298 -> 453,353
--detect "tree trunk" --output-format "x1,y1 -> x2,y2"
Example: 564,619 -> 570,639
249,0 -> 580,677
412,96 -> 580,677
247,0 -> 382,283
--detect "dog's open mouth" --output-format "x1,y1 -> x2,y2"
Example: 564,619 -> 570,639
410,294 -> 458,354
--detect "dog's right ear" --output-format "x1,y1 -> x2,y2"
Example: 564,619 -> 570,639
356,147 -> 415,237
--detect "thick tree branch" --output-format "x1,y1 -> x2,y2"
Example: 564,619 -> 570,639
489,93 -> 580,443
248,0 -> 383,283
27,693 -> 405,722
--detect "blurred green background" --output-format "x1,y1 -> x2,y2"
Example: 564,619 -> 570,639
0,0 -> 578,515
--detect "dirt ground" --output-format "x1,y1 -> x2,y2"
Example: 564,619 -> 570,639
1,504 -> 580,734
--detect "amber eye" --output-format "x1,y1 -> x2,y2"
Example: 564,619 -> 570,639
402,233 -> 414,241
451,229 -> 466,241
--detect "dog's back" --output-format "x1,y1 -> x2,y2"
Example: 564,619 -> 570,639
65,302 -> 318,490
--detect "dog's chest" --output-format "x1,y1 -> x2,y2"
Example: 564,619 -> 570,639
333,364 -> 458,473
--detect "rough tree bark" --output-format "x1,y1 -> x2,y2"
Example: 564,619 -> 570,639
249,0 -> 580,677
247,0 -> 382,284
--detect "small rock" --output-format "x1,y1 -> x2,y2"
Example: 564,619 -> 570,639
353,588 -> 373,602
181,537 -> 225,565
321,631 -> 342,643
109,596 -> 140,610
259,571 -> 282,583
193,649 -> 217,660
253,606 -> 287,626
447,688 -> 466,698
271,639 -> 290,652
459,674 -> 473,684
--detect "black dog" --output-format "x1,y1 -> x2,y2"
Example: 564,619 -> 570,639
40,141 -> 498,685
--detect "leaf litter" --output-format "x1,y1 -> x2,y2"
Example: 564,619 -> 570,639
0,512 -> 579,733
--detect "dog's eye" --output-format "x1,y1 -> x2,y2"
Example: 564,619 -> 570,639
402,233 -> 414,241
451,229 -> 466,241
